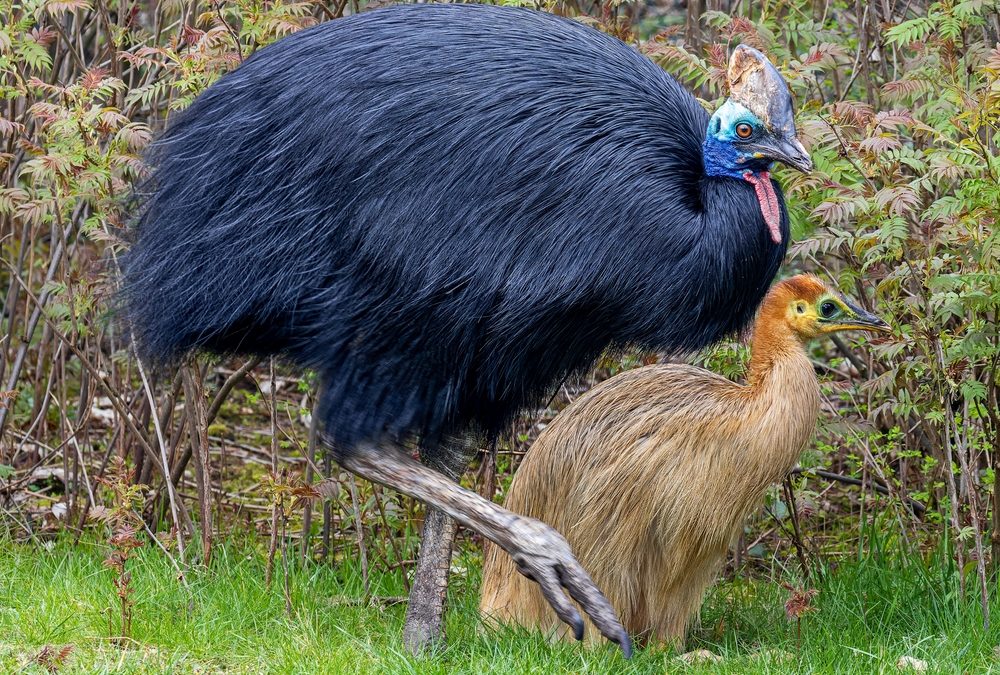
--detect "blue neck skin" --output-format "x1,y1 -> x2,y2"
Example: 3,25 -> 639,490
702,100 -> 774,179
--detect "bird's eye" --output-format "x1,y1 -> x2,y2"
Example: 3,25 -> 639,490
735,123 -> 753,139
819,300 -> 838,318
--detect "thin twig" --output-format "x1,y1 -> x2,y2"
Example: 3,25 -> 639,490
347,474 -> 371,599
790,467 -> 925,515
265,358 -> 280,588
182,364 -> 213,565
783,477 -> 811,582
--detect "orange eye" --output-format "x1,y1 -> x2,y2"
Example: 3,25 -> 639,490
735,123 -> 753,139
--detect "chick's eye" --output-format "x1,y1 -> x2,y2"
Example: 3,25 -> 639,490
735,122 -> 753,139
820,301 -> 837,318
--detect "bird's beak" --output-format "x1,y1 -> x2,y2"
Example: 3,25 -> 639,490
769,136 -> 813,173
826,301 -> 892,335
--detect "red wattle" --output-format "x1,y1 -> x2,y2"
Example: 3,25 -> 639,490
742,170 -> 782,245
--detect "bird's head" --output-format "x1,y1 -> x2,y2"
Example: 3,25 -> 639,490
703,45 -> 813,245
770,275 -> 891,341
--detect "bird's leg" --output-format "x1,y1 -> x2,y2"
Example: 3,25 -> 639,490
334,440 -> 632,658
403,504 -> 458,653
402,444 -> 468,654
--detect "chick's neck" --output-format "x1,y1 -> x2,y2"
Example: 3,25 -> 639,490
747,311 -> 801,384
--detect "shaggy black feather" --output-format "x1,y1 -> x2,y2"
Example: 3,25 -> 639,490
122,4 -> 789,457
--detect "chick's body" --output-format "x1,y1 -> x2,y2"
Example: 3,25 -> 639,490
480,276 -> 887,645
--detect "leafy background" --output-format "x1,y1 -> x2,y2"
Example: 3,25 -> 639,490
1,0 -> 999,660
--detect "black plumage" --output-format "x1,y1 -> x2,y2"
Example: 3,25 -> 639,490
124,4 -> 788,457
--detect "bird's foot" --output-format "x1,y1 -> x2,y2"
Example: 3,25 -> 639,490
334,441 -> 632,657
507,516 -> 632,658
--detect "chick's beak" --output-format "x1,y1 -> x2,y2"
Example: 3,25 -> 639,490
837,301 -> 892,334
770,136 -> 813,173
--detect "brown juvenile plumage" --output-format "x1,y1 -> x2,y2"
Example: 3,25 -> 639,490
479,274 -> 890,647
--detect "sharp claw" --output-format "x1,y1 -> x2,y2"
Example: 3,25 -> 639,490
618,632 -> 633,659
510,517 -> 632,657
525,563 -> 585,641
556,563 -> 632,658
551,598 -> 582,635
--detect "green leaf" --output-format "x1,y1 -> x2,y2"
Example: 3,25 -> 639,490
885,16 -> 936,46
959,380 -> 987,403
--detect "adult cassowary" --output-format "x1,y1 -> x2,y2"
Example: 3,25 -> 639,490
122,4 -> 810,657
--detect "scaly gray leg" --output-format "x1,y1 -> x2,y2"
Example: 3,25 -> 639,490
334,440 -> 632,658
403,503 -> 460,653
402,443 -> 468,654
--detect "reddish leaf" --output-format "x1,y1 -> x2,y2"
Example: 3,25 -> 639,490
873,109 -> 914,131
182,24 -> 206,46
30,27 -> 57,46
33,644 -> 74,673
729,17 -> 755,37
830,100 -> 875,127
45,0 -> 91,15
706,43 -> 727,71
0,118 -> 25,137
859,134 -> 902,154
81,66 -> 110,90
874,186 -> 919,216
881,77 -> 933,99
986,45 -> 1000,72
802,42 -> 849,68
782,584 -> 819,620
0,390 -> 17,409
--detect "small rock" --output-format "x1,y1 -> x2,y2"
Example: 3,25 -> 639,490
896,655 -> 928,672
676,649 -> 723,665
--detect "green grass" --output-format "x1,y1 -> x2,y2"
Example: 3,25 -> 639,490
1,536 -> 999,673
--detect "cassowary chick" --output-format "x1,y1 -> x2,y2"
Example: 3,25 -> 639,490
480,274 -> 890,646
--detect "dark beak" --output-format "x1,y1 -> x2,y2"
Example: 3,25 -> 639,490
769,136 -> 813,173
839,301 -> 892,334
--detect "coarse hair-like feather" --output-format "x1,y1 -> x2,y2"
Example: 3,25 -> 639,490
122,4 -> 789,456
478,277 -> 830,645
